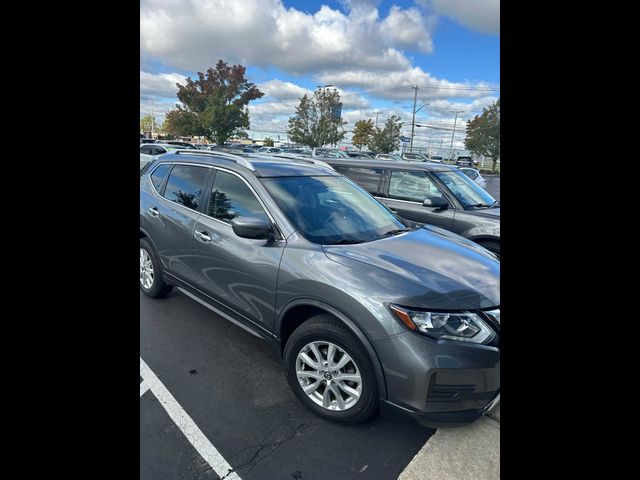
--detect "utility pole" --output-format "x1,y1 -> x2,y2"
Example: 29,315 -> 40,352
150,100 -> 155,139
448,110 -> 464,161
409,85 -> 418,153
375,111 -> 380,127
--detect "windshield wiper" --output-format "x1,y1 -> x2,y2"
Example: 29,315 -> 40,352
468,203 -> 492,208
327,239 -> 365,245
381,228 -> 413,237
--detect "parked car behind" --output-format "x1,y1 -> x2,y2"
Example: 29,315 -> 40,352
312,148 -> 350,159
140,150 -> 500,428
325,158 -> 500,255
401,153 -> 429,162
346,151 -> 374,159
375,153 -> 402,161
458,167 -> 487,189
140,143 -> 184,168
455,156 -> 479,167
428,155 -> 443,163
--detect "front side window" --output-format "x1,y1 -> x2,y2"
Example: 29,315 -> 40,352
262,175 -> 410,244
140,145 -> 153,154
208,171 -> 269,223
388,170 -> 445,203
163,164 -> 209,210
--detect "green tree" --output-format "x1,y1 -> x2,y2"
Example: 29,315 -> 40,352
263,137 -> 274,147
368,115 -> 403,153
351,119 -> 375,151
465,99 -> 500,172
288,88 -> 346,148
165,60 -> 264,145
140,115 -> 159,135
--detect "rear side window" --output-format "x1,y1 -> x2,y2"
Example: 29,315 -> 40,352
388,170 -> 444,203
342,167 -> 383,195
150,164 -> 171,191
163,165 -> 209,211
208,171 -> 268,223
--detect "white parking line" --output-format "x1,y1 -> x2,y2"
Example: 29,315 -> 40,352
140,381 -> 150,397
140,357 -> 241,480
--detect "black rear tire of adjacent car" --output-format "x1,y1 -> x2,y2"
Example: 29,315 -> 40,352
478,240 -> 500,258
283,314 -> 379,424
139,238 -> 174,298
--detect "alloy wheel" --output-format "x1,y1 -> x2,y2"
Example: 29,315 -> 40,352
295,341 -> 362,411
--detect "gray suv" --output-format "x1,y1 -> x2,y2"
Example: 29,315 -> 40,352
325,159 -> 500,255
140,150 -> 500,427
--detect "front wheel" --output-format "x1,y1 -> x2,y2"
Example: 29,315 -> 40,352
283,314 -> 378,424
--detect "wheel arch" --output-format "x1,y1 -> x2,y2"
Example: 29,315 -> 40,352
277,298 -> 388,400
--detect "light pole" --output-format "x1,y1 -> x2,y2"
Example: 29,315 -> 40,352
448,110 -> 465,161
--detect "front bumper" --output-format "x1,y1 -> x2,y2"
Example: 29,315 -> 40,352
373,330 -> 500,427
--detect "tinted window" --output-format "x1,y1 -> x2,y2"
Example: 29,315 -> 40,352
150,164 -> 171,191
163,165 -> 209,210
342,167 -> 383,195
208,171 -> 268,223
388,170 -> 445,203
140,145 -> 153,154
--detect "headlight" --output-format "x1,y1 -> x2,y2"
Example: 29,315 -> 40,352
389,305 -> 495,344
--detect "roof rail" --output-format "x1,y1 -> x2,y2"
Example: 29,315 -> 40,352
270,153 -> 334,170
174,149 -> 255,171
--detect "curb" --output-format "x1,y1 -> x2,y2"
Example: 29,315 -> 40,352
399,404 -> 500,480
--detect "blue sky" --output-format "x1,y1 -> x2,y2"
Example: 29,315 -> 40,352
140,0 -> 499,151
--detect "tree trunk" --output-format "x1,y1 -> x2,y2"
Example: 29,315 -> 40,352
492,158 -> 498,172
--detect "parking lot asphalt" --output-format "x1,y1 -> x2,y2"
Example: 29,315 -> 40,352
141,290 -> 435,480
485,176 -> 500,201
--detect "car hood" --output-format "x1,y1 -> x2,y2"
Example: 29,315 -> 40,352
466,207 -> 500,219
322,228 -> 500,310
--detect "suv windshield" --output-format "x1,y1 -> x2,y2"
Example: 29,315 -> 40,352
433,170 -> 497,208
261,176 -> 410,244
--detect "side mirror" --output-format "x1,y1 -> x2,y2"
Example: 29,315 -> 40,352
423,197 -> 448,210
230,217 -> 273,240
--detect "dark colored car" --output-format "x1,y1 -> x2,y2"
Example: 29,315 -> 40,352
140,151 -> 500,428
346,151 -> 375,159
324,159 -> 500,255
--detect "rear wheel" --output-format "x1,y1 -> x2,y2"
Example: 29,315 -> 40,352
139,238 -> 173,298
283,314 -> 378,424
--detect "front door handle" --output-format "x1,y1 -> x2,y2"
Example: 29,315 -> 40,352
148,207 -> 159,217
194,230 -> 212,242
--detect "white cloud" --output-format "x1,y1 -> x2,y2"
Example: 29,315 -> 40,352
140,0 -> 432,73
417,0 -> 500,35
379,5 -> 434,53
317,67 -> 498,100
140,71 -> 187,98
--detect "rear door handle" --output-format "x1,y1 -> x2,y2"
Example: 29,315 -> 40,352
148,207 -> 159,217
194,230 -> 212,242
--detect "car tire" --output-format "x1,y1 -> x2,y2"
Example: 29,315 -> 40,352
139,238 -> 173,298
283,314 -> 378,424
478,240 -> 500,258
